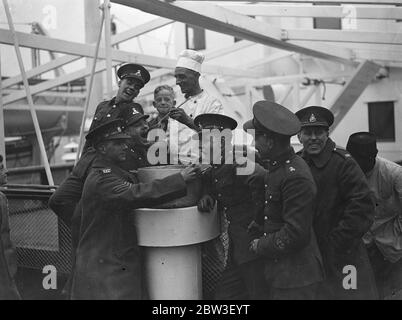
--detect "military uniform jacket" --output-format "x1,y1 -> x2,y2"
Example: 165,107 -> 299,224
203,160 -> 264,265
70,156 -> 187,300
66,96 -> 143,210
83,98 -> 143,153
49,144 -> 150,298
255,148 -> 324,289
299,138 -> 377,299
90,97 -> 143,131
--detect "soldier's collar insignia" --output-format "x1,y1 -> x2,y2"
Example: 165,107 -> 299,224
309,113 -> 317,123
289,166 -> 296,172
102,168 -> 112,174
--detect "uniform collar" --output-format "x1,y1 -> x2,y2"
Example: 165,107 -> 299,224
302,138 -> 335,168
261,147 -> 295,170
184,89 -> 204,100
110,96 -> 117,106
113,96 -> 133,106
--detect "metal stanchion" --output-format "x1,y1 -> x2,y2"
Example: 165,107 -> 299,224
3,0 -> 54,185
0,50 -> 6,163
75,8 -> 106,163
104,0 -> 113,99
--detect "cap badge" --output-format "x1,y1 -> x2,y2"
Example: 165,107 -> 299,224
132,108 -> 139,115
309,113 -> 317,123
134,70 -> 142,77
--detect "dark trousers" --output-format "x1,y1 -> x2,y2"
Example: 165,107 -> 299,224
214,259 -> 268,300
316,242 -> 378,300
269,283 -> 318,300
367,244 -> 402,300
214,259 -> 320,300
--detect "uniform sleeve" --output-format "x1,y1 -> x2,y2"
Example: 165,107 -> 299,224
87,101 -> 104,133
82,101 -> 105,153
200,168 -> 213,198
48,174 -> 83,226
256,176 -> 316,258
96,172 -> 187,209
48,151 -> 96,225
329,158 -> 375,251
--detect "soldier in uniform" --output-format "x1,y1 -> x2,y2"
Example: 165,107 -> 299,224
296,106 -> 377,300
86,63 -> 150,138
49,63 -> 150,225
49,63 -> 150,233
48,64 -> 150,297
194,113 -> 266,300
245,100 -> 324,300
70,119 -> 201,300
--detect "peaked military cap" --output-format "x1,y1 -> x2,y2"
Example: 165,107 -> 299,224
193,113 -> 237,139
117,63 -> 150,86
295,106 -> 334,128
194,113 -> 237,131
346,131 -> 378,157
125,107 -> 149,127
243,119 -> 253,132
86,118 -> 130,144
244,100 -> 300,136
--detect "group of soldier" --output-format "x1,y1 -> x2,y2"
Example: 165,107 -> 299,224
0,48 -> 401,300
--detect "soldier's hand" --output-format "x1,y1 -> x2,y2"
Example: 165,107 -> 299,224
198,194 -> 215,212
169,108 -> 193,127
180,164 -> 201,182
199,164 -> 212,175
249,239 -> 260,253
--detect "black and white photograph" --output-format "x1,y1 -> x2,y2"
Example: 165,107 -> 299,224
0,0 -> 401,307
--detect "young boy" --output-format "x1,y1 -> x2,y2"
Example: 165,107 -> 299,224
148,85 -> 176,132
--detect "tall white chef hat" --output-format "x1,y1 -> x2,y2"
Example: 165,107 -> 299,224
176,49 -> 205,73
